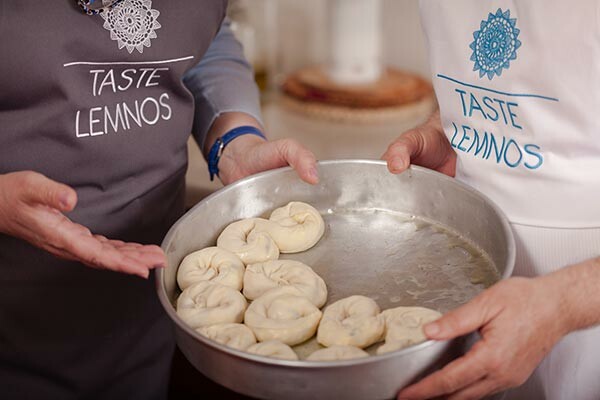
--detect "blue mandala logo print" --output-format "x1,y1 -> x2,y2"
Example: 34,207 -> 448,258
470,8 -> 521,80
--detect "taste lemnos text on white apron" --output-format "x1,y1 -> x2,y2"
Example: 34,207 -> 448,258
419,0 -> 600,228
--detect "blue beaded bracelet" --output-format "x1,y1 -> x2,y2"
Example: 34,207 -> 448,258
207,126 -> 266,181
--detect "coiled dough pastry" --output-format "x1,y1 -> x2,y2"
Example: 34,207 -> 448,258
244,287 -> 322,346
217,218 -> 279,265
176,281 -> 247,329
257,202 -> 325,253
177,247 -> 245,291
307,345 -> 369,361
245,340 -> 299,361
377,306 -> 442,354
196,323 -> 257,351
243,260 -> 327,308
317,295 -> 384,349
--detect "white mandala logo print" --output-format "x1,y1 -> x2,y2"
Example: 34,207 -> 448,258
101,0 -> 161,54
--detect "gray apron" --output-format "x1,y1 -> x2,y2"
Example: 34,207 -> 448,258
0,1 -> 227,398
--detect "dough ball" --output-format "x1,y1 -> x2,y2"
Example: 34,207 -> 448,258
317,295 -> 384,349
257,202 -> 325,253
176,281 -> 247,329
243,259 -> 327,307
196,323 -> 256,351
245,340 -> 298,361
177,247 -> 245,291
306,345 -> 369,361
244,287 -> 322,346
217,218 -> 279,265
377,306 -> 442,354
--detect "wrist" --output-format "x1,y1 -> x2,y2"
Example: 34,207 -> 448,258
203,112 -> 266,181
221,133 -> 265,157
218,133 -> 266,183
207,126 -> 266,181
203,112 -> 264,158
539,258 -> 600,333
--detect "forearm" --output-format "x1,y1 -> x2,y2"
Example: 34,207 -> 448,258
540,256 -> 600,332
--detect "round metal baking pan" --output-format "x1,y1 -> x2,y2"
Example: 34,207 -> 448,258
157,160 -> 515,400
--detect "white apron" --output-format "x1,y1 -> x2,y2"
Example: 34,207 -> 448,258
418,1 -> 600,399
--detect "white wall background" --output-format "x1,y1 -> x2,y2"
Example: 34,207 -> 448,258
255,0 -> 430,83
382,0 -> 430,76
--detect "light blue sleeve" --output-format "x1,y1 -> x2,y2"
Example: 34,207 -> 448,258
183,18 -> 263,151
